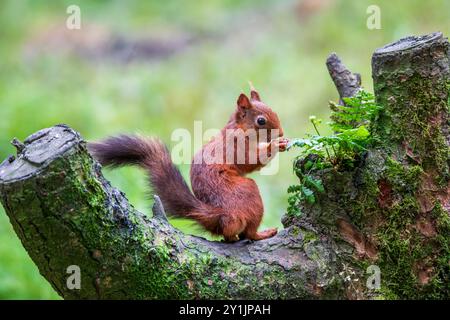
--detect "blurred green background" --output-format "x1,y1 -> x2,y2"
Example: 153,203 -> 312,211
0,0 -> 448,299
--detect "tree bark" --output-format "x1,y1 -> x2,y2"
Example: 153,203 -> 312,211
326,52 -> 361,105
1,32 -> 449,299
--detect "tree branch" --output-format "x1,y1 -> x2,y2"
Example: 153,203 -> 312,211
326,53 -> 361,104
0,125 -> 339,299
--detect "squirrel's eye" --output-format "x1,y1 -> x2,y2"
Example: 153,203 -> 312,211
257,117 -> 266,126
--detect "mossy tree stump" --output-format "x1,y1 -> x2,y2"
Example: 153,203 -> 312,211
1,32 -> 449,299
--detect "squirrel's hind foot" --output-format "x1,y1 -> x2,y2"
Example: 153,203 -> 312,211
245,228 -> 278,241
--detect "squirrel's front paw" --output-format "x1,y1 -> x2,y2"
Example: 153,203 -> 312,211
271,138 -> 289,152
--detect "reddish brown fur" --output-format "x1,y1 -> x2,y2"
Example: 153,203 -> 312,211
88,87 -> 287,242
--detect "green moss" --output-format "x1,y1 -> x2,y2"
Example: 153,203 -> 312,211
371,166 -> 448,299
339,150 -> 449,299
302,228 -> 319,245
447,81 -> 450,110
375,76 -> 449,177
348,169 -> 380,229
384,158 -> 423,193
289,225 -> 301,237
429,204 -> 450,297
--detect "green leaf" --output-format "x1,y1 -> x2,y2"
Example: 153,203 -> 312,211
339,126 -> 370,140
301,186 -> 315,204
287,185 -> 301,193
304,176 -> 325,193
304,160 -> 314,171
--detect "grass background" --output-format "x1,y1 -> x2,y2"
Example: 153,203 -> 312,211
0,0 -> 448,299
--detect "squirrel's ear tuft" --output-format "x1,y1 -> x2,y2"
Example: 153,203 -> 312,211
237,93 -> 252,109
249,81 -> 261,102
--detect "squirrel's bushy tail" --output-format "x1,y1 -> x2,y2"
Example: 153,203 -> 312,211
88,135 -> 221,233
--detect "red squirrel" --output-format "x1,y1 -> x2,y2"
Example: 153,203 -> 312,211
88,85 -> 288,242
